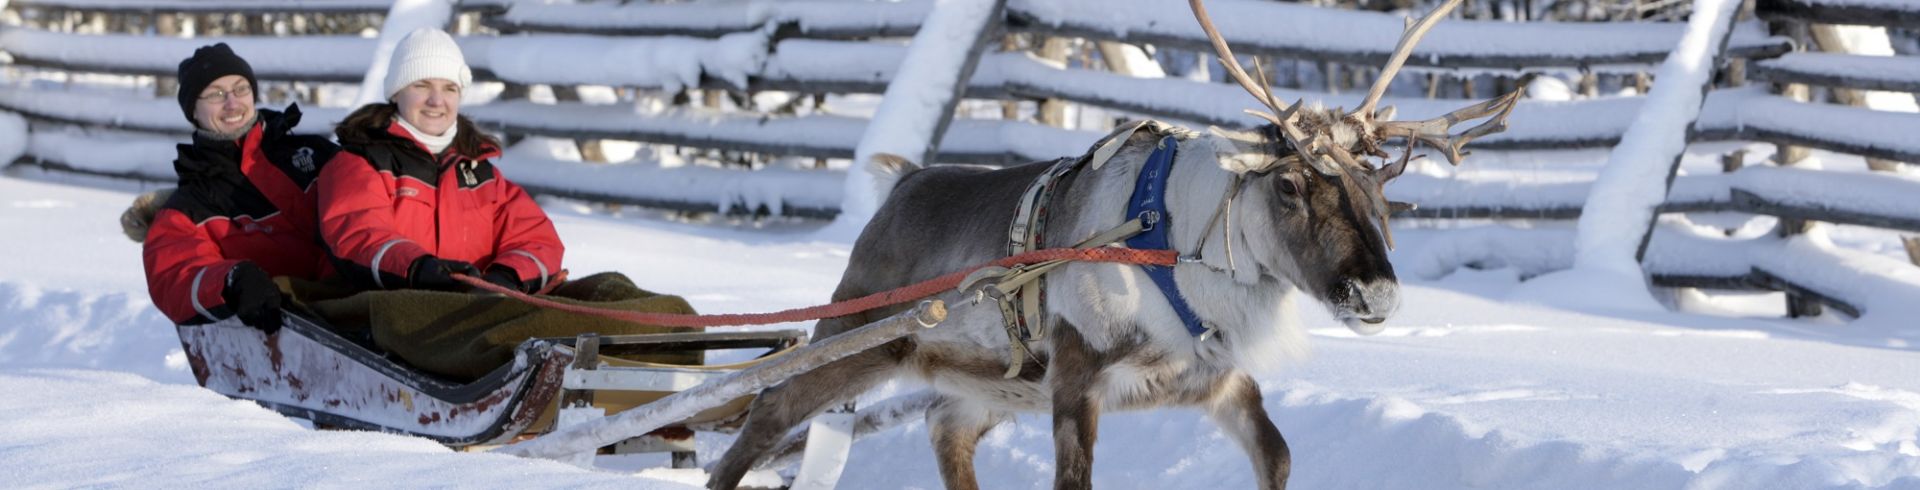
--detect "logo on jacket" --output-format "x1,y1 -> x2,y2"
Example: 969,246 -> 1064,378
293,147 -> 315,173
397,187 -> 420,198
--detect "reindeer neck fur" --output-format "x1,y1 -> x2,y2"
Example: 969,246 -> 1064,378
1042,128 -> 1311,380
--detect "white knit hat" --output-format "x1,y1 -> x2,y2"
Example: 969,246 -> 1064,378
383,28 -> 472,100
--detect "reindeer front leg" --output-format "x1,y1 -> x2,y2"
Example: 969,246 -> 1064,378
927,395 -> 1007,490
1206,372 -> 1291,489
1048,324 -> 1104,490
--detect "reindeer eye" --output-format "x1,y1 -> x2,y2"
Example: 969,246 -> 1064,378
1279,178 -> 1299,196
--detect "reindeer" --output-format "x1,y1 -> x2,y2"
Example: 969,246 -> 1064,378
709,0 -> 1523,488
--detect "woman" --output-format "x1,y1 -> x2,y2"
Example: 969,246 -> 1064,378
143,43 -> 341,334
318,28 -> 562,293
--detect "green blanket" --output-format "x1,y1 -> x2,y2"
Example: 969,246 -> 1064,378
290,272 -> 701,381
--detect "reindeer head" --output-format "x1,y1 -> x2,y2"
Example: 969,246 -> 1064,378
1190,0 -> 1524,333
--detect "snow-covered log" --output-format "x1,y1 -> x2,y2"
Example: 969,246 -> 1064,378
492,150 -> 845,220
494,301 -> 947,461
1749,52 -> 1920,94
1756,0 -> 1920,29
484,0 -> 928,38
485,0 -> 1793,69
0,28 -> 375,82
0,86 -> 346,136
1389,166 -> 1920,234
1412,224 -> 1920,328
7,0 -> 412,15
1008,0 -> 1789,69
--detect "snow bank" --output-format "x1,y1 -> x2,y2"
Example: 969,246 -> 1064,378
0,369 -> 699,489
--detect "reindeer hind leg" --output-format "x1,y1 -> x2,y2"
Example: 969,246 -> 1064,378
707,340 -> 908,490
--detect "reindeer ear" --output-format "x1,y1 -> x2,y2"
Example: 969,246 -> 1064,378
1208,126 -> 1281,174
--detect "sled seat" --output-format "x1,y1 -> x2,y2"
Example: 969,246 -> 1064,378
179,311 -> 804,452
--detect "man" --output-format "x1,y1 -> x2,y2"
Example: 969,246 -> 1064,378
140,43 -> 340,333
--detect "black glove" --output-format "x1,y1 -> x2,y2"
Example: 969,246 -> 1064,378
222,262 -> 283,334
409,256 -> 480,292
481,265 -> 526,293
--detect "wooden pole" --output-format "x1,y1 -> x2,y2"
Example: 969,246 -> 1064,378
495,301 -> 947,461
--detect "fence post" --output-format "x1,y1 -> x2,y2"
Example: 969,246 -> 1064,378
834,0 -> 1007,229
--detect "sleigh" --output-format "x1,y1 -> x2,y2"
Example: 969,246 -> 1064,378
176,301 -> 945,484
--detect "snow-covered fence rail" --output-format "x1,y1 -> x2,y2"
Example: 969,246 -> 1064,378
483,0 -> 1793,69
5,0 -> 499,15
1749,52 -> 1920,94
1754,0 -> 1920,29
0,29 -> 377,82
1391,167 -> 1920,235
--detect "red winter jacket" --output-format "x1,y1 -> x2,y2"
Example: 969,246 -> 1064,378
318,120 -> 562,291
143,106 -> 339,324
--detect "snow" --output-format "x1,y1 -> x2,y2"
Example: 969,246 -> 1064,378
835,0 -> 1002,232
6,160 -> 1920,487
1513,0 -> 1743,313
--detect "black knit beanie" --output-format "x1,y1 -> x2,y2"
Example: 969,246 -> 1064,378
176,43 -> 258,128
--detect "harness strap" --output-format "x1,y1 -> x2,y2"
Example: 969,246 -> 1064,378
1125,136 -> 1211,338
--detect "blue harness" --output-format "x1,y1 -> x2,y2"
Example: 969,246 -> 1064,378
1124,136 -> 1210,337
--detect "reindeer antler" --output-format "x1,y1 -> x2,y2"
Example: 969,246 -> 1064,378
1375,75 -> 1532,166
1189,0 -> 1531,249
1353,0 -> 1465,120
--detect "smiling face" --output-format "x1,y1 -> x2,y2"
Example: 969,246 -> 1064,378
391,78 -> 461,137
192,75 -> 256,136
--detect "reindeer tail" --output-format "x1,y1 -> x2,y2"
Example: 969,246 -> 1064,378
867,153 -> 921,204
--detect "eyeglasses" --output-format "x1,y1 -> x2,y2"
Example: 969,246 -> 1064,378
197,85 -> 254,103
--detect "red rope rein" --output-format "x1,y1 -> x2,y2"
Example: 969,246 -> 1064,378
453,247 -> 1176,328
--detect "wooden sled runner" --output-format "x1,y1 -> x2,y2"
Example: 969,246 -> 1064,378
177,301 -> 946,484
